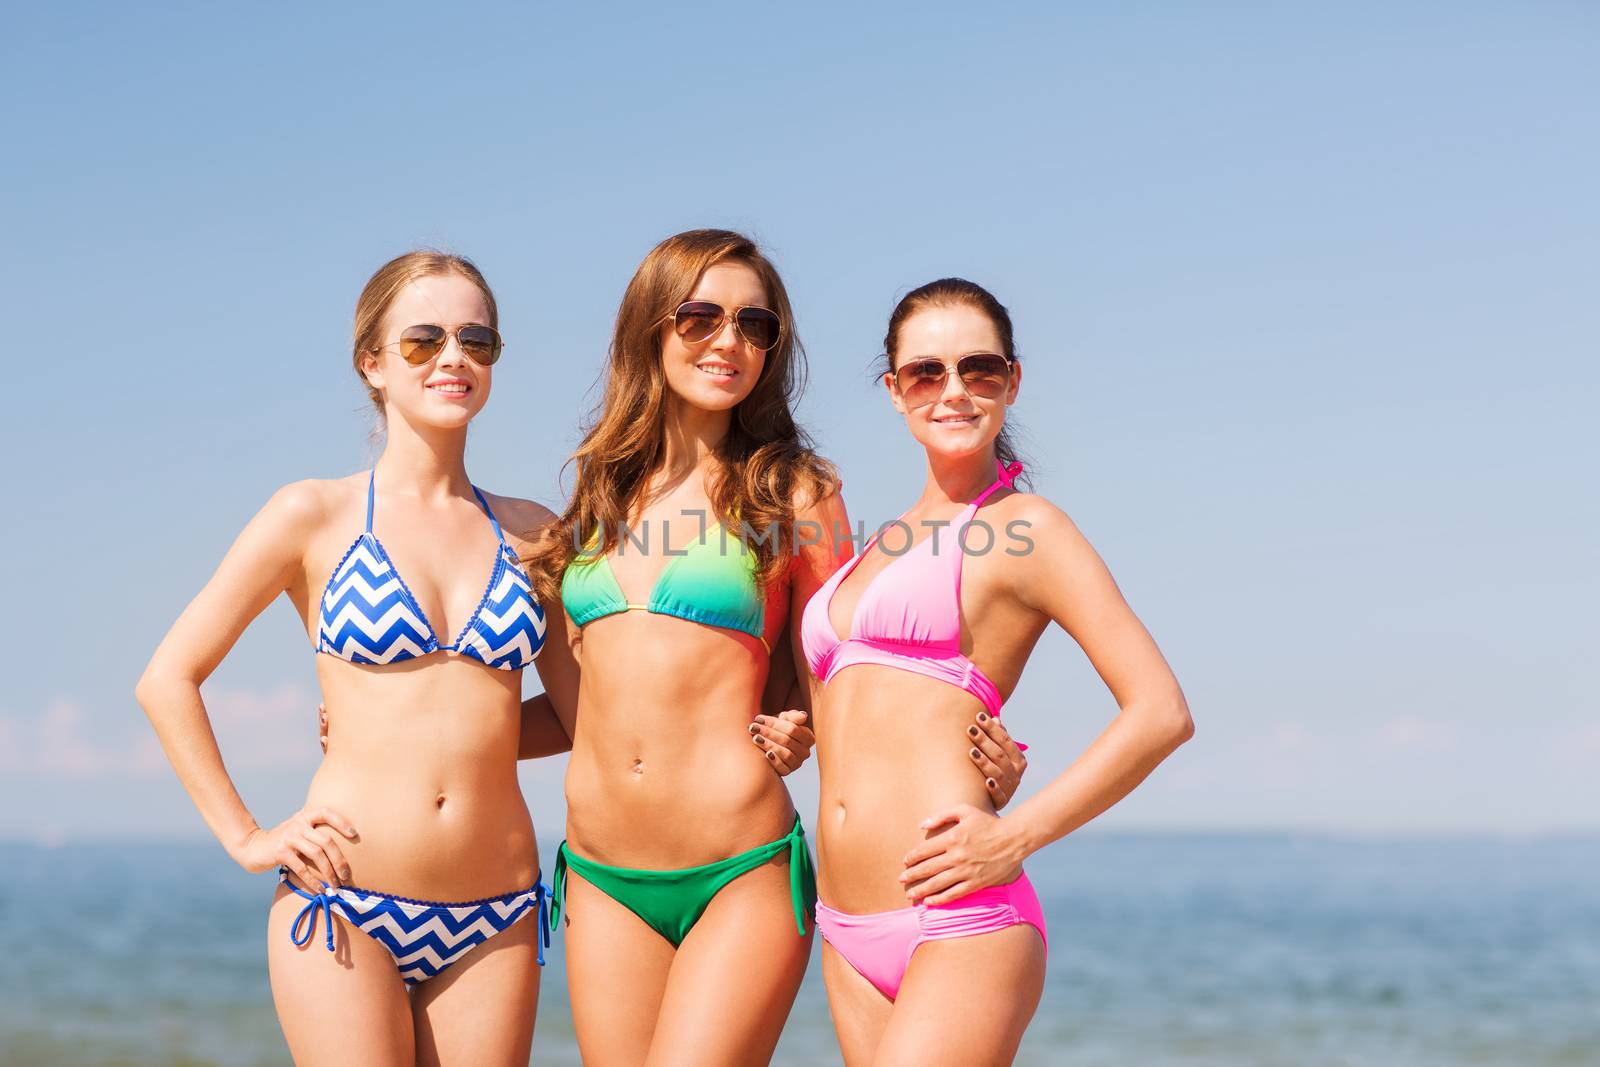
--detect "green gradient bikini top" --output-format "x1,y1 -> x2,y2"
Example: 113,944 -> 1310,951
561,524 -> 768,653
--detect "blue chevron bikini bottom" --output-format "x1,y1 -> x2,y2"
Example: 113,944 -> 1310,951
280,869 -> 551,985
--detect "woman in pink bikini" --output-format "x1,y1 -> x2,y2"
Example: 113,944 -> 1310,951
798,278 -> 1195,1065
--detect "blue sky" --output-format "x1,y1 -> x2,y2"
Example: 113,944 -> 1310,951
2,2 -> 1594,842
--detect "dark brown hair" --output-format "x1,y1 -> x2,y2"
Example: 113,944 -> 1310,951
883,277 -> 1028,483
527,229 -> 836,598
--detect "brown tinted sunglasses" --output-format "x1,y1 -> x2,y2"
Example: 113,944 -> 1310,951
375,324 -> 504,367
892,353 -> 1015,408
659,301 -> 783,352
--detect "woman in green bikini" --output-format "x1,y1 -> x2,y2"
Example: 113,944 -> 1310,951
524,229 -> 1025,1065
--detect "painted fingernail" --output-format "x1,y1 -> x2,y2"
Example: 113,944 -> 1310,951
766,751 -> 776,762
754,735 -> 767,746
967,726 -> 980,738
986,778 -> 997,789
977,712 -> 989,723
748,723 -> 759,734
970,747 -> 981,759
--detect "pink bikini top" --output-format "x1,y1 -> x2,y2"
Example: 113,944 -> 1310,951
801,460 -> 1024,718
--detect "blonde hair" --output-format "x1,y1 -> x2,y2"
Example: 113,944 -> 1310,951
351,251 -> 499,424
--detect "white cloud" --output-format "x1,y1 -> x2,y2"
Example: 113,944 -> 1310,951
1264,722 -> 1314,754
0,684 -> 319,779
1375,715 -> 1459,754
0,698 -> 166,776
203,682 -> 321,771
1554,722 -> 1600,763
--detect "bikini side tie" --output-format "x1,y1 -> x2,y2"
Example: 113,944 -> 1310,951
288,882 -> 339,952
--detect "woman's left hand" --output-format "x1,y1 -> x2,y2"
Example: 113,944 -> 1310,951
967,712 -> 1027,809
899,804 -> 1029,906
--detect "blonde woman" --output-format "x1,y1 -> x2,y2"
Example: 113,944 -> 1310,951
138,252 -> 574,1065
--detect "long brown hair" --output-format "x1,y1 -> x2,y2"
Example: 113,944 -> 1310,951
882,277 -> 1029,486
528,229 -> 836,598
352,250 -> 499,426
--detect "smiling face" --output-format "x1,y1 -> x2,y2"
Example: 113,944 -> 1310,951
358,272 -> 494,432
659,260 -> 771,415
886,302 -> 1021,461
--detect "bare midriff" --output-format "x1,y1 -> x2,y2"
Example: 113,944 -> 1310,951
564,612 -> 796,868
815,664 -> 995,914
305,653 -> 537,900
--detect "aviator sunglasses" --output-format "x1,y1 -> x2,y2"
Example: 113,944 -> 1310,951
891,352 -> 1016,409
660,301 -> 783,352
375,324 -> 504,367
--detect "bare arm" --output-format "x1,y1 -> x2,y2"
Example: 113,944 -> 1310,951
788,488 -> 854,713
733,488 -> 850,777
742,616 -> 813,775
903,499 -> 1193,904
1001,502 -> 1193,847
499,498 -> 580,761
135,482 -> 357,887
520,601 -> 579,760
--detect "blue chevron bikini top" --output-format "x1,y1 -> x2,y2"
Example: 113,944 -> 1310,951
316,471 -> 546,670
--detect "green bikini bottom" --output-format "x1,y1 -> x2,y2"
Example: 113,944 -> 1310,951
549,816 -> 816,947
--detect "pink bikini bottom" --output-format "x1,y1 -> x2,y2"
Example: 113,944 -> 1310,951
815,872 -> 1048,1001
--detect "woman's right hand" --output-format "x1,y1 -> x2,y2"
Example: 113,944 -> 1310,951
750,709 -> 815,775
232,807 -> 358,889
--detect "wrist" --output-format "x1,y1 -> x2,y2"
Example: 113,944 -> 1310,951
1003,803 -> 1047,861
226,821 -> 262,863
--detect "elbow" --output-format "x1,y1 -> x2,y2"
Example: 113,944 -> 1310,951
134,669 -> 164,719
1157,693 -> 1194,749
1172,707 -> 1195,747
134,662 -> 191,719
134,668 -> 155,712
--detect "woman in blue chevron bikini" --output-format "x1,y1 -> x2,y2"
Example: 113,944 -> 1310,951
137,251 -> 586,1065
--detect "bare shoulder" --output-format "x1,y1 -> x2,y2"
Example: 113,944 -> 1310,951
788,474 -> 849,578
480,491 -> 558,556
219,474 -> 361,581
980,489 -> 1110,616
256,475 -> 359,535
790,471 -> 846,522
978,491 -> 1099,582
989,490 -> 1082,540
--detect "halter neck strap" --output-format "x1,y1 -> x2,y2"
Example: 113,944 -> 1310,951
969,459 -> 1024,509
364,470 -> 376,533
472,486 -> 506,543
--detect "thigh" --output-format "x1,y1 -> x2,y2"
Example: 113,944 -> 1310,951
820,941 -> 892,1067
645,856 -> 812,1067
874,924 -> 1046,1067
411,910 -> 541,1067
266,884 -> 414,1067
563,869 -> 678,1067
